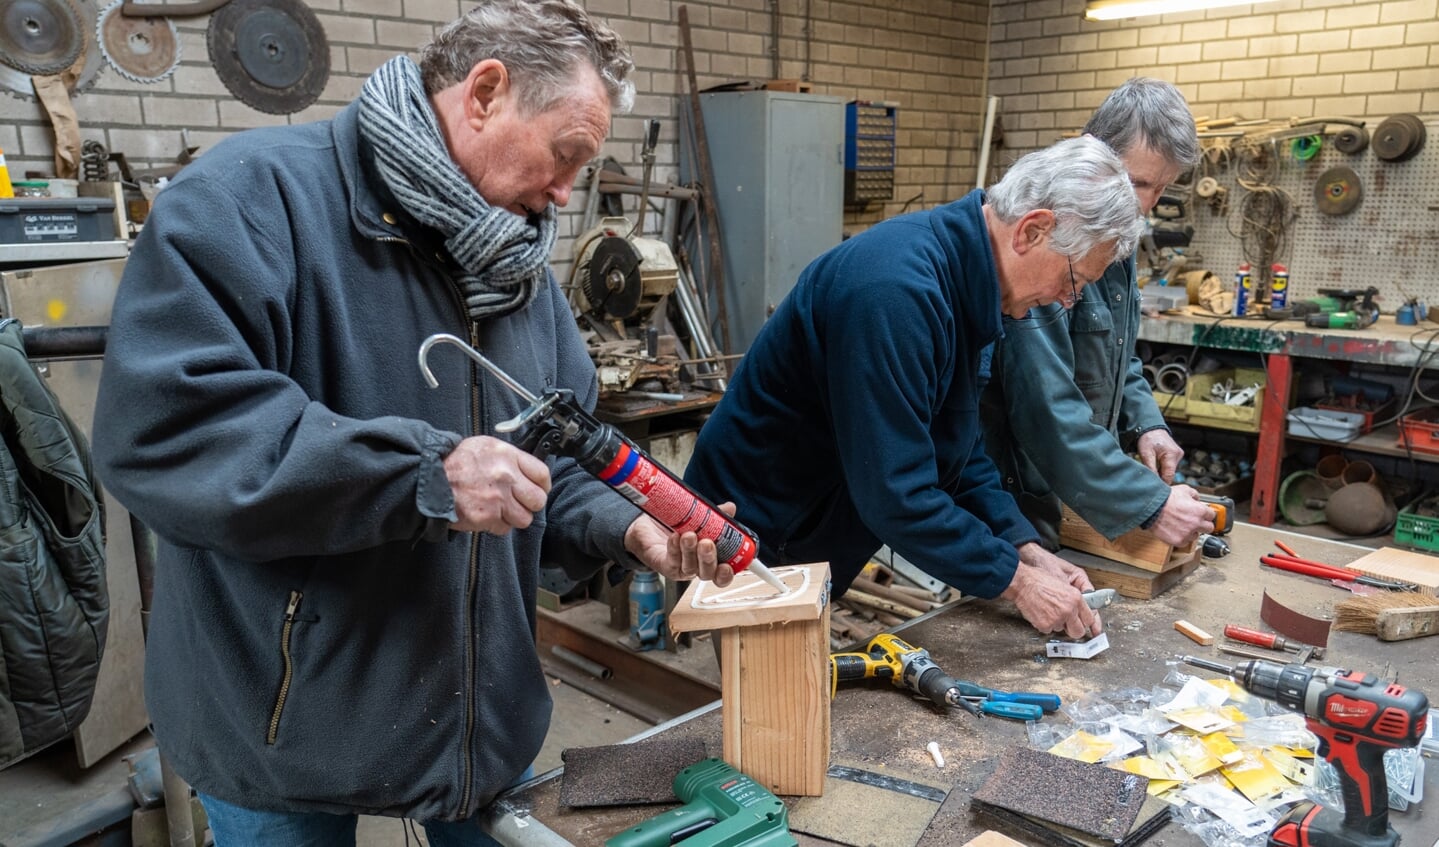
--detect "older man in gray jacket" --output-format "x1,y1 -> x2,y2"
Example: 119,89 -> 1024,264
91,3 -> 719,844
981,78 -> 1216,551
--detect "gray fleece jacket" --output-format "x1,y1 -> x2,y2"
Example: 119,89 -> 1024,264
91,100 -> 639,822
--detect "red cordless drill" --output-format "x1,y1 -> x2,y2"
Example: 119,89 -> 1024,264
1184,656 -> 1429,847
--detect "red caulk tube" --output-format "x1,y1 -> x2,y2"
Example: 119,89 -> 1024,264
418,333 -> 788,594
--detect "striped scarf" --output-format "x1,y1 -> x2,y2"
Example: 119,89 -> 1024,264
358,56 -> 556,321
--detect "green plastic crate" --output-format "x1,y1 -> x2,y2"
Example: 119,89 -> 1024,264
1395,491 -> 1439,553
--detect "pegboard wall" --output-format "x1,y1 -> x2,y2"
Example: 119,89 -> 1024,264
1182,118 -> 1439,309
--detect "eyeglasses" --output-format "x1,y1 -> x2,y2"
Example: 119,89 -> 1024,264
1064,259 -> 1084,309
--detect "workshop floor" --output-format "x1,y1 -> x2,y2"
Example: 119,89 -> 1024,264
0,680 -> 651,847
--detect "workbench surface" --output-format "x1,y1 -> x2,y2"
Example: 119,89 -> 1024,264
491,523 -> 1438,846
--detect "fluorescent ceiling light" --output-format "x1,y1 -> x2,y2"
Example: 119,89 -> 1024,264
1085,0 -> 1275,21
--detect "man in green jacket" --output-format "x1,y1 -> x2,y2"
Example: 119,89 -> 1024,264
981,78 -> 1216,550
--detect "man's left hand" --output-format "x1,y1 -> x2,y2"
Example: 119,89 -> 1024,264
623,502 -> 737,588
1137,429 -> 1184,483
1017,542 -> 1094,591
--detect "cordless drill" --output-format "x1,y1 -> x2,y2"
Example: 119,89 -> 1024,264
605,758 -> 795,847
1184,656 -> 1429,847
1197,493 -> 1234,558
831,633 -> 976,713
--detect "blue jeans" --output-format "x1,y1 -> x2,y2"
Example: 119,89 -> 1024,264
198,793 -> 506,847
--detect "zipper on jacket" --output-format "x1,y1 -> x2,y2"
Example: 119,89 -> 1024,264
266,590 -> 303,745
458,320 -> 483,813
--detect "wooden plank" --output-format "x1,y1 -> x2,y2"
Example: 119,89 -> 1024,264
1342,546 -> 1439,596
732,611 -> 830,796
1376,605 -> 1439,641
1059,505 -> 1185,572
1068,549 -> 1202,600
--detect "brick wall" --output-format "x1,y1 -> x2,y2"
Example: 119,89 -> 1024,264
2,0 -> 987,281
988,0 -> 1438,158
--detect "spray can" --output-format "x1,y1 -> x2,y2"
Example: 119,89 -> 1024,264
628,570 -> 666,651
1270,263 -> 1288,311
1233,262 -> 1251,316
0,147 -> 13,199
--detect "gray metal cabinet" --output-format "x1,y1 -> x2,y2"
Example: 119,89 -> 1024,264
684,91 -> 845,355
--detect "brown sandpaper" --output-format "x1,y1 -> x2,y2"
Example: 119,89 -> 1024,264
969,748 -> 1149,842
558,736 -> 707,808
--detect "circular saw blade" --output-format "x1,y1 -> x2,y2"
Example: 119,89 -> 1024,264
1,0 -> 104,101
0,0 -> 84,75
1372,114 -> 1426,163
582,236 -> 644,320
98,0 -> 179,83
207,0 -> 329,115
1315,166 -> 1362,216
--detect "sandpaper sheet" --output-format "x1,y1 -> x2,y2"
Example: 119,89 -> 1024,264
969,748 -> 1149,842
788,763 -> 950,847
1261,589 -> 1331,647
558,736 -> 706,808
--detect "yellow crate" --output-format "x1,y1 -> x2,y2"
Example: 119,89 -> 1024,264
1153,389 -> 1187,420
1185,367 -> 1266,433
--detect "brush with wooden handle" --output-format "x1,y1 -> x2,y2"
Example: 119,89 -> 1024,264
1334,592 -> 1439,641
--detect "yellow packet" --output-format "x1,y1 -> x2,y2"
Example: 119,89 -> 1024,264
1219,705 -> 1250,726
1272,745 -> 1316,758
1048,730 -> 1112,763
1264,748 -> 1316,785
1112,755 -> 1184,782
1221,750 -> 1292,802
1167,736 -> 1222,778
1207,679 -> 1251,702
1201,731 -> 1244,764
1167,706 -> 1234,735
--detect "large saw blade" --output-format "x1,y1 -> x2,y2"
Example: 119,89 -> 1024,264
98,0 -> 179,83
207,0 -> 328,115
1,0 -> 104,100
1,0 -> 84,75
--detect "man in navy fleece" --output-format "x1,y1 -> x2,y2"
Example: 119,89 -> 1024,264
685,136 -> 1144,639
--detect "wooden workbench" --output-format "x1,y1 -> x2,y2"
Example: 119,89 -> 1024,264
487,522 -> 1438,846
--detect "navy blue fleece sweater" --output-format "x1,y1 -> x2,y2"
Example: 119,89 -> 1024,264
685,190 -> 1038,597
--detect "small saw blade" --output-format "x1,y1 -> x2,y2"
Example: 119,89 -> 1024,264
207,0 -> 329,115
98,0 -> 179,83
1315,165 -> 1362,216
0,0 -> 85,75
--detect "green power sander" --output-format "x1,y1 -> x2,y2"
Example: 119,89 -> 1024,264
605,758 -> 796,847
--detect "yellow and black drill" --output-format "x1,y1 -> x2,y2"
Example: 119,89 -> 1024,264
830,633 -> 1057,719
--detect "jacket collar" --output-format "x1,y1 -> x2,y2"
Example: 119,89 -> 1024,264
332,100 -> 410,243
934,189 -> 1004,347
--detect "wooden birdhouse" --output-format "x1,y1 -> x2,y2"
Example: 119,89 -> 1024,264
669,563 -> 831,796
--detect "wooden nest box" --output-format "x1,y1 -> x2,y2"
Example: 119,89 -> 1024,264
669,563 -> 831,796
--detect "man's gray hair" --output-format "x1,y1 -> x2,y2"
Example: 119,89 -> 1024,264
988,136 -> 1144,264
420,0 -> 635,115
1083,77 -> 1200,169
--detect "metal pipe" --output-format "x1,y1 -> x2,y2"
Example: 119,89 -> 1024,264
550,645 -> 612,680
975,96 -> 1000,189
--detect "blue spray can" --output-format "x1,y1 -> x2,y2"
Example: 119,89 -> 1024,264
1233,262 -> 1251,316
1270,263 -> 1288,311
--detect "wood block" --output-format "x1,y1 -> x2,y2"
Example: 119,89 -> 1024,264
1059,505 -> 1193,573
669,564 -> 831,796
1343,547 -> 1439,597
962,833 -> 1027,847
763,79 -> 813,92
1174,619 -> 1214,645
1078,549 -> 1202,600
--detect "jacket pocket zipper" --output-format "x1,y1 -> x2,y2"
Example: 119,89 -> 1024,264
266,590 -> 303,745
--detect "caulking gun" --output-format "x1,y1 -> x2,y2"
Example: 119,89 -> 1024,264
418,333 -> 787,594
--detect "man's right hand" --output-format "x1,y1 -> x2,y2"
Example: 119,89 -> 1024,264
443,435 -> 551,534
1147,484 -> 1215,547
999,562 -> 1098,639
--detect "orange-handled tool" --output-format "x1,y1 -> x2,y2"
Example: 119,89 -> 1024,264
1198,493 -> 1233,534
